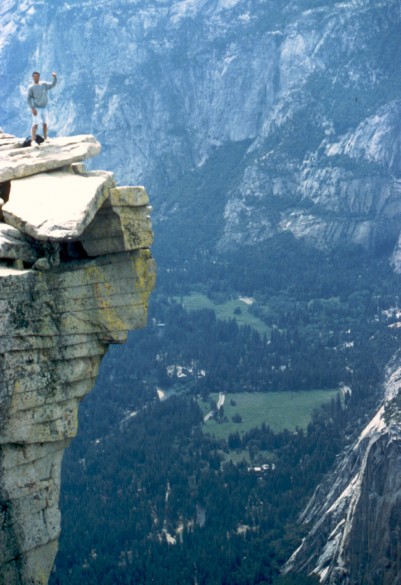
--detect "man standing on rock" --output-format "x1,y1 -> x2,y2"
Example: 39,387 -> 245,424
27,71 -> 57,144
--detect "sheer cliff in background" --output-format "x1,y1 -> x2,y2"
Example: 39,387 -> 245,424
0,133 -> 155,585
2,1 -> 401,583
1,0 -> 401,259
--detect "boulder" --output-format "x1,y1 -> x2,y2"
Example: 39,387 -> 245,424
3,169 -> 114,240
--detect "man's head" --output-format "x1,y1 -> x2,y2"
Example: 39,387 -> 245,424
32,71 -> 40,83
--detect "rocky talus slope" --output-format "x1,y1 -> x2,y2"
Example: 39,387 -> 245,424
0,131 -> 155,585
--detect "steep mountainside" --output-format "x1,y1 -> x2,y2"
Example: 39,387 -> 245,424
284,354 -> 401,585
1,0 -> 401,258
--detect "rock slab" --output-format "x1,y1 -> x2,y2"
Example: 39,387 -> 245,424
0,135 -> 101,182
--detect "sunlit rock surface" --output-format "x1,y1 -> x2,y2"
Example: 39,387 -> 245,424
283,356 -> 401,585
0,135 -> 101,182
0,131 -> 155,585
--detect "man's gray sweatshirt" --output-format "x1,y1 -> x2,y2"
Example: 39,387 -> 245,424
27,76 -> 57,109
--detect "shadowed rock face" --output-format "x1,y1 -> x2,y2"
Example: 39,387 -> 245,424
0,132 -> 155,585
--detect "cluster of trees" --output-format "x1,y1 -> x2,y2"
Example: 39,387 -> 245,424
49,239 -> 401,584
52,391 -> 341,585
94,268 -> 401,416
152,303 -> 350,395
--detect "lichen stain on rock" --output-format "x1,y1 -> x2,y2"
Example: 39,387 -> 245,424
10,300 -> 31,329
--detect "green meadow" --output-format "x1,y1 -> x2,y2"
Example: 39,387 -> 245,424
200,389 -> 339,440
175,292 -> 270,335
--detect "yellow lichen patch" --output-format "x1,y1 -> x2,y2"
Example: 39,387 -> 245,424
131,250 -> 156,311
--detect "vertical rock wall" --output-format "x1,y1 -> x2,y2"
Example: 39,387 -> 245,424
283,358 -> 401,585
0,133 -> 155,584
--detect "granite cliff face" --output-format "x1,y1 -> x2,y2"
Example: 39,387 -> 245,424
0,132 -> 155,585
283,357 -> 401,585
2,0 -> 401,258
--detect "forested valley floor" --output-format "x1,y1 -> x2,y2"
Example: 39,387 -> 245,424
51,238 -> 401,585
